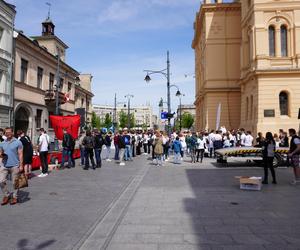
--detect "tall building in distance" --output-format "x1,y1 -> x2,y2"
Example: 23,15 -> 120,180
93,104 -> 154,129
0,0 -> 15,127
193,0 -> 300,134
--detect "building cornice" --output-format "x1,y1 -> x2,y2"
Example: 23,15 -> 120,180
15,81 -> 45,95
31,35 -> 69,49
192,2 -> 241,49
75,84 -> 94,98
17,33 -> 78,76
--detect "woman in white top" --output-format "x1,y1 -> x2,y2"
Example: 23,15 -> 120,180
196,134 -> 206,163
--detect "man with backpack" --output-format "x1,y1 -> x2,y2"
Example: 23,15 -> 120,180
61,128 -> 75,169
82,130 -> 96,170
93,130 -> 104,168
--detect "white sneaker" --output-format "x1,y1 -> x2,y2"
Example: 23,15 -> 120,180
120,162 -> 125,166
106,159 -> 112,162
38,173 -> 46,177
290,180 -> 300,185
165,159 -> 169,162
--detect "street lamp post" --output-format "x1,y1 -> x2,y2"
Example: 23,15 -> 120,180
144,51 -> 171,134
55,50 -> 61,115
169,84 -> 184,132
125,94 -> 134,129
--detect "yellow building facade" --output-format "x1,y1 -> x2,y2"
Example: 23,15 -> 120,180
193,0 -> 300,135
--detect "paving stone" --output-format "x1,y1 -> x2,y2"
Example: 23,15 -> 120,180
107,243 -> 158,250
183,233 -> 234,245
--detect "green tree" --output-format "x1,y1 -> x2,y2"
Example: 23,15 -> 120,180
181,112 -> 194,129
130,113 -> 135,128
91,112 -> 101,130
103,113 -> 112,129
119,110 -> 127,128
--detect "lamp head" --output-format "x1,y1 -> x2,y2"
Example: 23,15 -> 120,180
144,74 -> 151,82
175,90 -> 181,97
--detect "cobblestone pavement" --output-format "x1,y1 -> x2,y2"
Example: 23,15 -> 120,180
0,153 -> 300,250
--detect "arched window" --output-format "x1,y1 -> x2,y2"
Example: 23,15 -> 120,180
268,26 -> 275,57
279,91 -> 289,116
281,25 -> 288,57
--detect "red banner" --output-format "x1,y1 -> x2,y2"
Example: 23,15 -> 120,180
49,115 -> 81,140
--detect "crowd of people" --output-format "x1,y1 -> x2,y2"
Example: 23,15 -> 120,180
0,125 -> 299,206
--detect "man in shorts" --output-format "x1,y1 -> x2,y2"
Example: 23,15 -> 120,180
0,127 -> 23,205
288,128 -> 300,185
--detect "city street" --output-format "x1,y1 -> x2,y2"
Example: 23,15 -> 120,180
1,154 -> 300,250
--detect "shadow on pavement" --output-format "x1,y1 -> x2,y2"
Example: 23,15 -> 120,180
18,190 -> 30,204
17,238 -> 56,250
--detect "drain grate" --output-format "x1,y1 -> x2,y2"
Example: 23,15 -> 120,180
49,192 -> 58,196
230,202 -> 239,205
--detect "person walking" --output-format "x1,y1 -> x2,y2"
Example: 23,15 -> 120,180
153,131 -> 164,167
162,132 -> 170,161
0,127 -> 23,205
104,131 -> 112,161
18,130 -> 33,179
262,132 -> 277,184
82,130 -> 96,170
78,132 -> 85,166
38,128 -> 49,177
196,134 -> 206,163
113,131 -> 120,160
190,132 -> 197,163
124,129 -> 132,161
288,128 -> 300,184
93,130 -> 104,168
118,131 -> 126,166
60,128 -> 74,169
172,137 -> 182,164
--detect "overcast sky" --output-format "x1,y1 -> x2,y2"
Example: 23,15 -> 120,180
8,0 -> 201,115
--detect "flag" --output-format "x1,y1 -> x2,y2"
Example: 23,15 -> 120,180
50,115 -> 81,140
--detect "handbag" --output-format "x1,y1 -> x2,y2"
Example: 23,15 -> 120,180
14,173 -> 28,189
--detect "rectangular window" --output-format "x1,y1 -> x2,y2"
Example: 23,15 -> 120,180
0,27 -> 3,42
36,109 -> 43,128
68,82 -> 72,92
49,73 -> 54,90
20,58 -> 28,83
281,26 -> 288,57
37,67 -> 43,89
60,78 -> 64,90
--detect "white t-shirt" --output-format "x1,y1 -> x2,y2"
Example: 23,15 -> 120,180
294,138 -> 300,145
196,138 -> 206,149
214,134 -> 222,141
244,134 -> 253,147
39,133 -> 49,152
240,133 -> 246,146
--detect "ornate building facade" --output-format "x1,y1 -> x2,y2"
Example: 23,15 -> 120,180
14,17 -> 93,143
0,0 -> 15,128
193,0 -> 300,135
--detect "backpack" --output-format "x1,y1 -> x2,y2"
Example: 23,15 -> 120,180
84,136 -> 94,149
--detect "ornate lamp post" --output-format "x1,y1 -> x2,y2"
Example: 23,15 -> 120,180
125,94 -> 134,129
144,51 -> 171,134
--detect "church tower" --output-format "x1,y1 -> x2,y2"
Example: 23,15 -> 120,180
31,11 -> 68,62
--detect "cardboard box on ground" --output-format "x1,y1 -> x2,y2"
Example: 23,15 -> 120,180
235,176 -> 262,191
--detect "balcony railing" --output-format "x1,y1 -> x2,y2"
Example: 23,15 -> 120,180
45,90 -> 66,105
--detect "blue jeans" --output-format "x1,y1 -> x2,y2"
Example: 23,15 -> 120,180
125,145 -> 132,161
114,144 -> 119,160
61,149 -> 72,168
80,147 -> 85,165
94,148 -> 102,167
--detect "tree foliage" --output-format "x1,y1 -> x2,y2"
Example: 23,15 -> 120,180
119,110 -> 135,129
181,112 -> 194,129
91,112 -> 101,130
103,113 -> 112,129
